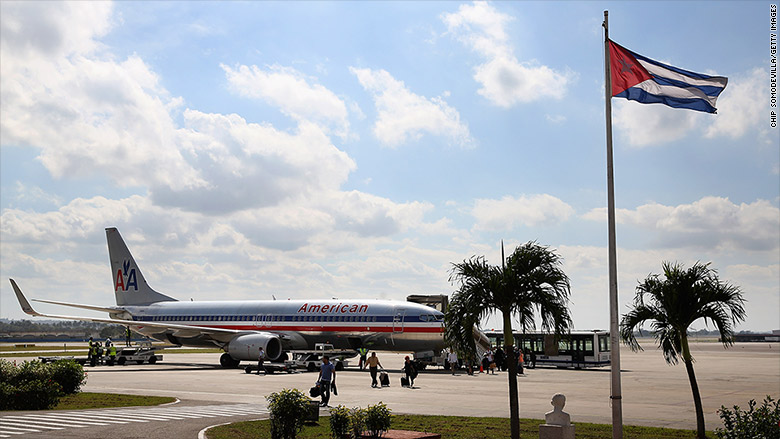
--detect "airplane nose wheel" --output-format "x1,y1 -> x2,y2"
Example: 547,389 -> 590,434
220,353 -> 240,368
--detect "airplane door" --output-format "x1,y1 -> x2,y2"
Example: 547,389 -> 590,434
392,309 -> 405,333
572,338 -> 585,366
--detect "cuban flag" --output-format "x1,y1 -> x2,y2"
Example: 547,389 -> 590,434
608,40 -> 728,114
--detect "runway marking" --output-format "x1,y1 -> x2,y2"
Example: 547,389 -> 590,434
26,413 -> 125,425
3,415 -> 108,427
0,403 -> 268,437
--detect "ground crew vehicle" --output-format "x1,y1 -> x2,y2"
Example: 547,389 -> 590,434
116,342 -> 163,365
289,343 -> 355,371
38,342 -> 162,366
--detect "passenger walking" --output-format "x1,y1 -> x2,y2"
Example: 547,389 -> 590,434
495,346 -> 505,371
317,356 -> 336,407
517,349 -> 524,375
402,356 -> 417,387
256,347 -> 266,375
366,352 -> 383,387
447,349 -> 458,375
357,347 -> 369,370
487,349 -> 496,374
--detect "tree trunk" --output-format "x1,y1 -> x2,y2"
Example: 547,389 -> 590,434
502,311 -> 520,439
682,336 -> 706,439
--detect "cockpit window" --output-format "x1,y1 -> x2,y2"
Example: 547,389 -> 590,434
418,314 -> 444,322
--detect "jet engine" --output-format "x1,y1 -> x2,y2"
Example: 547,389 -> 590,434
227,333 -> 283,362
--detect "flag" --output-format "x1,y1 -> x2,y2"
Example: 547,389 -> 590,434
608,40 -> 728,113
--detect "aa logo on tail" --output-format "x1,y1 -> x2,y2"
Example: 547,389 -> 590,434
115,260 -> 138,292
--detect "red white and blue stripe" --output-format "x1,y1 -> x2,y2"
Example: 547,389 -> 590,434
608,40 -> 728,114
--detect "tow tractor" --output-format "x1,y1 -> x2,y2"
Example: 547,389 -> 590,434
289,343 -> 357,372
39,341 -> 163,366
115,341 -> 163,365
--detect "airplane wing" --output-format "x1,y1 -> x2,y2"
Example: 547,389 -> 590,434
32,298 -> 121,314
10,279 -> 245,337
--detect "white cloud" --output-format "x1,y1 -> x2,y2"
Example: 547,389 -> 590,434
156,112 -> 356,213
0,1 -> 112,61
0,2 -> 364,216
441,1 -> 573,107
705,68 -> 766,140
1,16 -> 205,192
0,195 -> 151,242
545,114 -> 566,124
10,182 -> 63,208
612,99 -> 700,147
471,194 -> 574,231
222,63 -> 351,139
584,197 -> 780,251
350,67 -> 473,148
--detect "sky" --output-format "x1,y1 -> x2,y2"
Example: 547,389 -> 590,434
1,1 -> 778,332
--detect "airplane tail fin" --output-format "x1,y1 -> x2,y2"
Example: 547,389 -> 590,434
106,227 -> 176,306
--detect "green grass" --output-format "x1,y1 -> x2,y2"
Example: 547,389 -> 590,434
0,345 -> 79,352
53,392 -> 177,410
0,351 -> 89,358
206,415 -> 715,439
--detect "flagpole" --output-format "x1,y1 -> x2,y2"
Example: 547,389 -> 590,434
602,10 -> 624,439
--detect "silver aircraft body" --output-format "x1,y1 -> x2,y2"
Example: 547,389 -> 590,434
11,227 -> 445,367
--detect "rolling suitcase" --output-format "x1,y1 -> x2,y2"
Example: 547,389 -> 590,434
400,376 -> 409,387
380,372 -> 390,387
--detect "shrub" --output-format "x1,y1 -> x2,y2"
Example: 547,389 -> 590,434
0,359 -> 18,384
349,407 -> 366,439
364,402 -> 391,438
13,379 -> 63,410
0,382 -> 15,410
715,395 -> 780,439
50,360 -> 86,394
16,360 -> 50,383
266,388 -> 312,439
329,405 -> 351,438
0,359 -> 87,410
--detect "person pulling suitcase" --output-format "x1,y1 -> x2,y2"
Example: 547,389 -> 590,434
366,352 -> 383,388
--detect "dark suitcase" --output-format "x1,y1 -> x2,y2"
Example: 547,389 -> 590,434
401,377 -> 409,387
309,386 -> 321,397
380,372 -> 390,387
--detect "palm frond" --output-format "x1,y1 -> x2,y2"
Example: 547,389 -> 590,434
622,260 -> 746,365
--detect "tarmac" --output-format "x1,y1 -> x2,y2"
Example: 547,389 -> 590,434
3,339 -> 779,435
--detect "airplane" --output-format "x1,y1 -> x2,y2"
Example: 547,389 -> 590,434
11,227 -> 446,368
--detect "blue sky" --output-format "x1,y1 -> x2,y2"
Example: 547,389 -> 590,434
1,1 -> 778,331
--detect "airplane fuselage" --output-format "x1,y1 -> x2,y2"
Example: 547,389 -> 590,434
121,299 -> 445,353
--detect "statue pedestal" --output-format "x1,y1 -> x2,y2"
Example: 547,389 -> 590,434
539,424 -> 575,439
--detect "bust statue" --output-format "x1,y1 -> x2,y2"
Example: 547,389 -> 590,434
545,393 -> 571,426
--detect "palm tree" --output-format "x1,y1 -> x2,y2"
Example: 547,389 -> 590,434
620,261 -> 746,439
446,241 -> 572,439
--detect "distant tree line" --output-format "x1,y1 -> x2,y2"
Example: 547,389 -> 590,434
0,320 -> 126,339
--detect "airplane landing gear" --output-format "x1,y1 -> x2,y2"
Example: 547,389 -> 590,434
220,353 -> 240,368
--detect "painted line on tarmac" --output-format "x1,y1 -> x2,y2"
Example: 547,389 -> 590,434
0,403 -> 269,437
31,413 -> 127,425
3,415 -> 108,427
0,423 -> 43,436
0,419 -> 65,430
